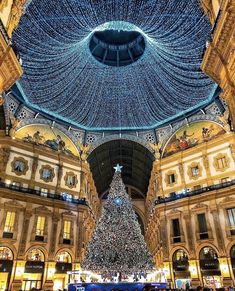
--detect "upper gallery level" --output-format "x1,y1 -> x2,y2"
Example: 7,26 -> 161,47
146,119 -> 235,213
0,129 -> 100,218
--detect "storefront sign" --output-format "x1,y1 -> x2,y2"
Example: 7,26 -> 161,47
55,262 -> 72,273
173,261 -> 189,272
0,260 -> 13,272
200,259 -> 219,270
25,261 -> 44,273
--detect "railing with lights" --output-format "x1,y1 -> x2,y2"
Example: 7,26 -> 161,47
0,181 -> 88,206
155,179 -> 235,205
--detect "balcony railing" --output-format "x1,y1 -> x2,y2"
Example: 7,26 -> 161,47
0,181 -> 88,206
155,179 -> 235,205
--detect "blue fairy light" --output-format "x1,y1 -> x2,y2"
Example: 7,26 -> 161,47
12,0 -> 217,131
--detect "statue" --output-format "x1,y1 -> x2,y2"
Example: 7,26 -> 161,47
218,108 -> 231,133
78,141 -> 91,161
33,131 -> 45,144
9,114 -> 21,138
149,142 -> 161,160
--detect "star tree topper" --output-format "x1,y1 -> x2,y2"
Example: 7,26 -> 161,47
114,164 -> 123,172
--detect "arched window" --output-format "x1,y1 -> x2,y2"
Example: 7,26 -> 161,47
173,249 -> 188,262
199,247 -> 220,272
172,249 -> 189,272
26,248 -> 44,262
56,251 -> 72,263
200,247 -> 218,260
0,247 -> 13,260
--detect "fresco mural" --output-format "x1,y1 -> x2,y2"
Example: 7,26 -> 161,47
15,124 -> 79,157
163,121 -> 225,157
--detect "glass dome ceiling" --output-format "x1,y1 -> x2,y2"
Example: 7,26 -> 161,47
12,0 -> 217,131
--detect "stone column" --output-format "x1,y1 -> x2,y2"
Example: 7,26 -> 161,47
29,156 -> 38,188
202,153 -> 213,186
183,212 -> 195,256
210,208 -> 225,254
178,162 -> 186,189
0,147 -> 10,179
159,216 -> 169,260
55,163 -> 63,192
75,211 -> 85,262
48,213 -> 60,260
18,210 -> 32,257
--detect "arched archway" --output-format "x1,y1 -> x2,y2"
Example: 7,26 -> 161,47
0,247 -> 14,291
88,139 -> 154,198
54,250 -> 73,290
23,248 -> 45,291
172,249 -> 190,288
199,246 -> 221,288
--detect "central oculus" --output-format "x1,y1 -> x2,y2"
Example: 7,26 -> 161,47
89,29 -> 145,67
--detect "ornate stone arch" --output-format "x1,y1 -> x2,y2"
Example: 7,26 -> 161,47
225,241 -> 235,258
87,134 -> 155,156
169,246 -> 190,261
25,245 -> 48,262
55,248 -> 74,263
196,243 -> 221,259
0,245 -> 15,260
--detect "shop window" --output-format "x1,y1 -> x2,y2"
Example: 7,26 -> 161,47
191,166 -> 199,177
200,247 -> 218,260
172,249 -> 189,271
197,213 -> 208,239
168,174 -> 175,184
199,247 -> 220,283
0,247 -> 14,291
172,218 -> 181,243
227,208 -> 235,235
3,211 -> 15,238
63,220 -> 71,244
35,216 -> 45,241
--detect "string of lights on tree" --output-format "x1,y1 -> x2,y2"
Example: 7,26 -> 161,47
13,0 -> 217,130
81,164 -> 154,275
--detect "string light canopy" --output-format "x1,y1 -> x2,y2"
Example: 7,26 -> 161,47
13,0 -> 217,131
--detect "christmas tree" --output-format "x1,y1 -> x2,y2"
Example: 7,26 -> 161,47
81,164 -> 154,276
